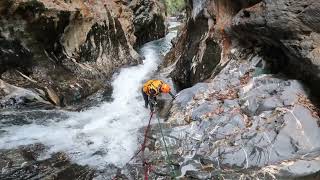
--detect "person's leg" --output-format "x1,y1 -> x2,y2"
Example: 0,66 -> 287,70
149,96 -> 157,112
142,89 -> 149,108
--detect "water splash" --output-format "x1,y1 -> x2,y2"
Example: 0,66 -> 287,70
192,0 -> 206,19
0,28 -> 177,169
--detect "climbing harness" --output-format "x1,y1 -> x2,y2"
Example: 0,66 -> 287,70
150,81 -> 163,95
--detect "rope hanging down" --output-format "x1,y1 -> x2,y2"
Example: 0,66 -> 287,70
126,111 -> 154,163
142,111 -> 154,180
113,111 -> 154,180
114,108 -> 176,179
156,114 -> 176,178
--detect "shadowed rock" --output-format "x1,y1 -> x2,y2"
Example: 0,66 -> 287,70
0,0 -> 142,107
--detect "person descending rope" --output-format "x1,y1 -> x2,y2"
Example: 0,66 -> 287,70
139,79 -> 177,179
142,79 -> 175,111
115,80 -> 176,179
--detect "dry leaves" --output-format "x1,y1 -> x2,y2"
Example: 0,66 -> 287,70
207,88 -> 239,101
203,106 -> 225,119
213,106 -> 224,115
201,164 -> 214,171
230,107 -> 241,115
297,94 -> 320,125
240,72 -> 251,85
216,88 -> 239,100
184,115 -> 192,124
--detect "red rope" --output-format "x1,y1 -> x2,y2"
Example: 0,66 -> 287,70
142,111 -> 154,180
113,111 -> 154,180
142,111 -> 154,151
144,162 -> 152,180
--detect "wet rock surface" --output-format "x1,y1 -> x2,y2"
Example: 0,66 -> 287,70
1,0 -> 320,180
129,0 -> 166,46
229,0 -> 320,100
164,0 -> 222,90
0,144 -> 94,180
153,1 -> 320,178
124,48 -> 320,179
165,0 -> 320,97
0,79 -> 54,110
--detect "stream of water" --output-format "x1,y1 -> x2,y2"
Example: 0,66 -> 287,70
0,21 -> 180,169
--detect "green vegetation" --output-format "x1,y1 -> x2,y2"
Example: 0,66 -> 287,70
163,0 -> 185,15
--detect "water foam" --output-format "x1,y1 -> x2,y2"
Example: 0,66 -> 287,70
0,30 -> 177,168
192,0 -> 206,19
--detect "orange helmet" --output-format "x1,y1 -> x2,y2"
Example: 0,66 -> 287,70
160,84 -> 171,93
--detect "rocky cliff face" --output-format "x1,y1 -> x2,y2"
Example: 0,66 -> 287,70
165,0 -> 222,90
122,48 -> 320,179
0,0 -> 142,107
129,0 -> 166,46
228,0 -> 320,100
166,0 -> 320,96
0,144 -> 94,180
124,0 -> 320,179
1,0 -> 320,179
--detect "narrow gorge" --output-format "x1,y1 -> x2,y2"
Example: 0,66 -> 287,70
1,0 -> 320,179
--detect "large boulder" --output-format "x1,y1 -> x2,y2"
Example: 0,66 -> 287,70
165,0 -> 320,100
125,48 -> 320,179
228,0 -> 320,100
164,0 -> 222,90
122,0 -> 320,178
0,144 -> 94,180
129,0 -> 166,46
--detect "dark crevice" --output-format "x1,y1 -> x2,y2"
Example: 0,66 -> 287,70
170,9 -> 216,91
134,15 -> 166,47
213,0 -> 263,17
230,17 -> 320,103
0,39 -> 33,75
255,42 -> 320,106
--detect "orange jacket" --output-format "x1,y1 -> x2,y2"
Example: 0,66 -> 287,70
142,80 -> 164,96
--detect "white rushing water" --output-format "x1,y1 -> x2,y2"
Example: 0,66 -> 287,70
0,25 -> 179,168
192,0 -> 206,19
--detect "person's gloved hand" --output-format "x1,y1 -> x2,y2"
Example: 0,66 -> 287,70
169,92 -> 176,99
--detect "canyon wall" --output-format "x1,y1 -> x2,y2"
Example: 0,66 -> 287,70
0,0 -> 167,108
